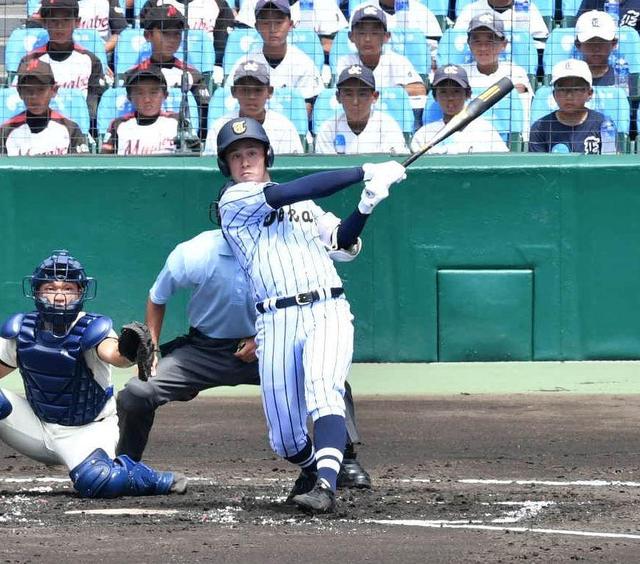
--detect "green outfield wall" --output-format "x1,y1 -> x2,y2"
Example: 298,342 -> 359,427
1,154 -> 639,363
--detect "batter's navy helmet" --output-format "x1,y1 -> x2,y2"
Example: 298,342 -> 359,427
23,250 -> 97,335
216,117 -> 274,177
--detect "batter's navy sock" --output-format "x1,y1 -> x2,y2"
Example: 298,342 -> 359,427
313,414 -> 346,492
285,436 -> 317,472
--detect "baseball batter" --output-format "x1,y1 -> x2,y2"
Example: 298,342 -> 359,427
0,250 -> 186,498
218,117 -> 406,513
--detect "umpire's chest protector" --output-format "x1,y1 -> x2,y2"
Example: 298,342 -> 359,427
8,313 -> 113,426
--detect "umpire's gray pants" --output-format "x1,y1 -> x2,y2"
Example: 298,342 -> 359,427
116,329 -> 360,461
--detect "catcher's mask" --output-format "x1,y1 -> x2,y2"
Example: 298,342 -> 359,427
23,250 -> 97,337
216,117 -> 274,178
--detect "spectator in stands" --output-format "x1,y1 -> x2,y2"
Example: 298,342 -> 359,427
0,59 -> 89,156
315,63 -> 408,154
140,0 -> 236,85
30,0 -> 128,55
529,59 -> 606,154
337,5 -> 426,98
577,0 -> 640,31
230,0 -> 325,116
575,10 -> 619,86
349,0 -> 442,67
101,66 -> 182,154
460,13 -> 532,137
124,3 -> 210,139
410,64 -> 508,153
203,59 -> 304,154
21,0 -> 109,131
453,0 -> 548,46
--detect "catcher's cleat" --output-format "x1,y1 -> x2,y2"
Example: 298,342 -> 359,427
286,469 -> 318,504
169,472 -> 188,495
337,458 -> 372,489
292,481 -> 336,514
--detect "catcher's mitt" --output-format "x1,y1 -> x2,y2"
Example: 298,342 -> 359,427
118,321 -> 155,381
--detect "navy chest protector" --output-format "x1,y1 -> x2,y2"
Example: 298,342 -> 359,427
1,312 -> 114,426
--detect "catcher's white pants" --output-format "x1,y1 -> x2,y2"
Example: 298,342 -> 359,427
0,389 -> 118,470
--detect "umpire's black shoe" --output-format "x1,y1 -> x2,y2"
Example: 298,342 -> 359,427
291,481 -> 336,514
337,458 -> 372,489
286,469 -> 318,504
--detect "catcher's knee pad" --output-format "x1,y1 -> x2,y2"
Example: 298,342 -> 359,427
0,390 -> 12,420
70,448 -> 174,498
116,378 -> 156,414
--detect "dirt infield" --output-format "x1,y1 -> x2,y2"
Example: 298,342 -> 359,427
2,394 -> 640,563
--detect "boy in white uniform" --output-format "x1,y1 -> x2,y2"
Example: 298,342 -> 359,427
315,63 -> 408,154
204,59 -> 304,154
411,64 -> 508,153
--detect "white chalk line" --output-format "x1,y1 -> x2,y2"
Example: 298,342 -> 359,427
367,519 -> 640,541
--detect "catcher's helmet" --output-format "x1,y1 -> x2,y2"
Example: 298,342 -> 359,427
23,250 -> 97,335
216,117 -> 274,177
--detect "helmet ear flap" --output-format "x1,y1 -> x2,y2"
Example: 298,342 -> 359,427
266,145 -> 274,168
217,155 -> 231,177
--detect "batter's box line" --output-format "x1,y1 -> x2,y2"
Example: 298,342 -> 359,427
397,478 -> 640,488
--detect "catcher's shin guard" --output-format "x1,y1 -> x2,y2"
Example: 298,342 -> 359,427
70,448 -> 176,498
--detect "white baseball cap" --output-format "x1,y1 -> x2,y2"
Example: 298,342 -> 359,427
551,58 -> 593,86
575,10 -> 617,42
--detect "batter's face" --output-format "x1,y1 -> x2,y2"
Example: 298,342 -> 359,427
434,80 -> 470,118
42,11 -> 78,46
232,78 -> 273,121
349,20 -> 389,60
337,79 -> 378,123
18,78 -> 57,115
145,28 -> 183,61
129,79 -> 167,117
255,9 -> 292,48
576,38 -> 617,68
37,280 -> 81,309
553,77 -> 592,113
468,30 -> 506,67
226,139 -> 269,184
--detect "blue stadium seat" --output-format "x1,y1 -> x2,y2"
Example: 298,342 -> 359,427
311,87 -> 341,133
222,28 -> 262,79
96,86 -> 199,136
288,28 -> 324,72
389,28 -> 429,78
561,0 -> 581,25
0,87 -> 91,135
328,28 -> 359,76
437,28 -> 473,66
114,28 -> 215,77
542,27 -> 576,79
377,86 -> 415,134
71,28 -> 109,71
454,0 -> 475,18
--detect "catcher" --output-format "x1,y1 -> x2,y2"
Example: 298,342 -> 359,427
0,250 -> 186,498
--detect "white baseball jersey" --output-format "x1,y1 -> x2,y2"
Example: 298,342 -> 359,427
0,315 -> 118,470
411,116 -> 509,153
236,0 -> 348,35
78,0 -> 128,40
349,0 -> 442,39
204,110 -> 304,155
453,0 -> 549,41
336,51 -> 423,88
230,49 -> 324,99
315,109 -> 408,154
102,112 -> 179,155
163,0 -> 220,39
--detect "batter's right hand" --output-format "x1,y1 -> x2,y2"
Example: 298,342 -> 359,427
362,161 -> 407,184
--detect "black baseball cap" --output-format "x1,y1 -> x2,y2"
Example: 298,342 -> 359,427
337,64 -> 376,89
125,64 -> 168,89
351,5 -> 387,30
233,59 -> 271,85
142,3 -> 186,30
39,0 -> 79,17
432,65 -> 470,89
467,12 -> 506,39
17,58 -> 56,86
255,0 -> 291,17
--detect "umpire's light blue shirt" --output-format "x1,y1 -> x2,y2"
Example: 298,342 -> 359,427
149,230 -> 256,339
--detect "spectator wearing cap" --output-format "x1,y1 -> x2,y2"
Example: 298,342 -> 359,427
124,3 -> 210,140
453,0 -> 548,46
410,65 -> 508,154
0,59 -> 89,155
349,0 -> 442,65
139,0 -> 236,83
101,66 -> 181,155
575,11 -> 619,86
231,0 -> 324,116
529,59 -> 607,154
460,13 -> 532,138
20,0 -> 109,133
315,63 -> 408,154
576,0 -> 640,32
336,6 -> 426,99
203,59 -> 304,154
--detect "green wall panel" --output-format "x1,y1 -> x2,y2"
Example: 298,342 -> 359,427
0,154 -> 638,362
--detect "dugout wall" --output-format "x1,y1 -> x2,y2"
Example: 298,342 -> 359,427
1,154 -> 639,362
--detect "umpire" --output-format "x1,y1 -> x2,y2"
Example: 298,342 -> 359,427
115,229 -> 371,489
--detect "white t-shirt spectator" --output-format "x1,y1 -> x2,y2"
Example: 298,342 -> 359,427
411,116 -> 509,153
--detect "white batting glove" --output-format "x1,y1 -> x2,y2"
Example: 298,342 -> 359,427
358,178 -> 390,215
362,161 -> 407,184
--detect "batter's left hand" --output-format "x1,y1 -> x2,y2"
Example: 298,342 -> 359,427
234,337 -> 257,363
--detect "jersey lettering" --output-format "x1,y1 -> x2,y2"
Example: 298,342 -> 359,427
263,207 -> 314,226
